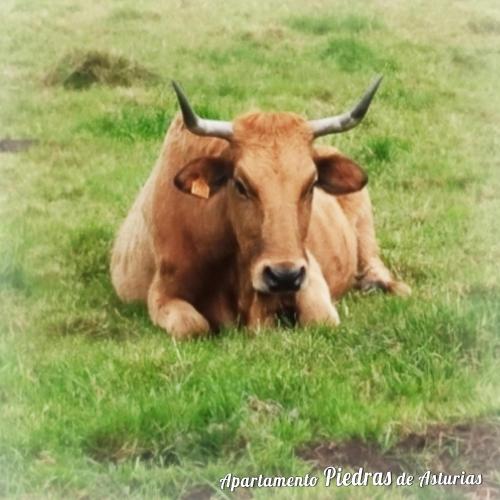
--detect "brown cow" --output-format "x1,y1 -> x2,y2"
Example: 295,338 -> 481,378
110,77 -> 410,339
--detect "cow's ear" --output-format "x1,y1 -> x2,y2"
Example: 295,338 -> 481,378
314,153 -> 368,195
174,157 -> 234,199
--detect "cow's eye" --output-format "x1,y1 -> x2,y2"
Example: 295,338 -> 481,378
234,179 -> 249,198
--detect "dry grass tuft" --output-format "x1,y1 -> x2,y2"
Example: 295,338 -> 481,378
44,50 -> 159,89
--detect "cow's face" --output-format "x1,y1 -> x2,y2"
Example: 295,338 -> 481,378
174,112 -> 367,294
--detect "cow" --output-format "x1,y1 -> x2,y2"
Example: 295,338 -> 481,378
110,77 -> 410,339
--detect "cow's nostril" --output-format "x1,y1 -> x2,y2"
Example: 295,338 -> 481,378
294,266 -> 306,287
263,265 -> 279,288
263,265 -> 273,278
262,264 -> 306,293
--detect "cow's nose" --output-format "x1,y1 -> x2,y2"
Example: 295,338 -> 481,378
263,263 -> 306,293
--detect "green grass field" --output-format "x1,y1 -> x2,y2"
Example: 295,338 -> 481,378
1,0 -> 499,497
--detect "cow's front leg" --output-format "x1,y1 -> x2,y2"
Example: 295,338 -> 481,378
296,252 -> 340,327
334,188 -> 411,297
147,272 -> 210,340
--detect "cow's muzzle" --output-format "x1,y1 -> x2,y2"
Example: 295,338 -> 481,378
254,260 -> 307,294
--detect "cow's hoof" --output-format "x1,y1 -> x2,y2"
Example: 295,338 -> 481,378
299,303 -> 341,327
157,303 -> 211,340
357,278 -> 411,297
324,306 -> 341,326
386,279 -> 412,297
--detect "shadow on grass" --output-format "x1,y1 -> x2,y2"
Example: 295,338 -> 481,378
41,223 -> 152,339
287,13 -> 384,36
84,407 -> 246,467
0,251 -> 32,295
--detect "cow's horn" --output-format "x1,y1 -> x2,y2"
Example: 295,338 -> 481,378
309,75 -> 383,137
172,81 -> 233,140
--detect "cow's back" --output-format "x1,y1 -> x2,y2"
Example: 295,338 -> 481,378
110,130 -> 168,302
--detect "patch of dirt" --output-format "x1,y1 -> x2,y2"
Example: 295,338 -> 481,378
180,485 -> 214,500
297,421 -> 500,493
468,18 -> 500,34
394,422 -> 500,476
44,50 -> 158,89
239,26 -> 286,47
0,138 -> 37,153
181,485 -> 252,500
247,396 -> 283,417
298,438 -> 404,474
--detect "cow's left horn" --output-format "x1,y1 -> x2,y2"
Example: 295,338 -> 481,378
309,75 -> 383,138
172,81 -> 233,140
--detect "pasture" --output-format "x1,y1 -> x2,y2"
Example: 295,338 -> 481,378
1,0 -> 499,497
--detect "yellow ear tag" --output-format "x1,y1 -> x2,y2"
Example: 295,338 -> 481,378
191,178 -> 210,199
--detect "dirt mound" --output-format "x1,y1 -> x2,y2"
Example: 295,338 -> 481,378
45,50 -> 158,89
0,138 -> 37,153
180,486 -> 214,500
298,420 -> 500,493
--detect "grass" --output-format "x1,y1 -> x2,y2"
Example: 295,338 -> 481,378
323,38 -> 396,73
82,105 -> 171,141
1,0 -> 500,498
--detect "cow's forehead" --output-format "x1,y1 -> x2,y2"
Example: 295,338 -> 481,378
233,111 -> 313,144
232,112 -> 315,179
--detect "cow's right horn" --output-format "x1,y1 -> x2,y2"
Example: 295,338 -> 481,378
172,81 -> 234,140
308,76 -> 383,137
